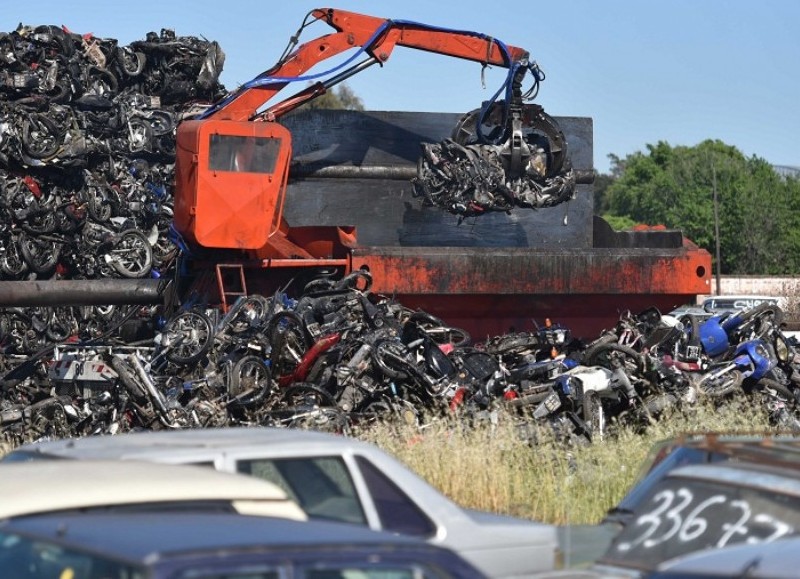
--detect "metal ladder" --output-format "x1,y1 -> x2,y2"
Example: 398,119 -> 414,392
215,263 -> 247,313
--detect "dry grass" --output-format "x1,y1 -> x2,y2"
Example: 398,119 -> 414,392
353,398 -> 775,525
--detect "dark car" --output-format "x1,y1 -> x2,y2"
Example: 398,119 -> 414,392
603,432 -> 800,528
0,511 -> 486,579
595,461 -> 800,576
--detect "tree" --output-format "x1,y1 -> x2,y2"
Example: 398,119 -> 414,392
593,153 -> 625,213
299,82 -> 365,111
603,140 -> 800,275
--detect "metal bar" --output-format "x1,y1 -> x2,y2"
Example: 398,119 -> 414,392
0,279 -> 168,307
289,164 -> 595,184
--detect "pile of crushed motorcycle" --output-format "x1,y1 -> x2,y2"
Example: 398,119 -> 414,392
0,24 -> 224,281
1,278 -> 799,446
1,24 -> 799,447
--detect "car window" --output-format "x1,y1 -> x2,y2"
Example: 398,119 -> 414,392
237,456 -> 366,525
0,530 -> 143,579
355,456 -> 436,537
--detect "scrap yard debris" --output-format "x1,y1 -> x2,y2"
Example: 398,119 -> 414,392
1,23 -> 795,448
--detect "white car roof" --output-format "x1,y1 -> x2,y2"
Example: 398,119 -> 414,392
0,460 -> 306,520
7,426 -> 373,461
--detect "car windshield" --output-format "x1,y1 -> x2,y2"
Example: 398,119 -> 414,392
0,530 -> 144,578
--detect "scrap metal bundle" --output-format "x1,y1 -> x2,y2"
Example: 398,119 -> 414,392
413,138 -> 576,217
412,103 -> 576,218
0,24 -> 225,280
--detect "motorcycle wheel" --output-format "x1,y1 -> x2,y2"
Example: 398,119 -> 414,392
20,211 -> 57,235
226,294 -> 270,334
164,310 -> 213,366
758,378 -> 796,404
583,342 -> 646,377
0,241 -> 28,279
228,355 -> 272,407
147,111 -> 175,136
21,113 -> 63,159
18,232 -> 59,276
698,369 -> 744,398
86,185 -> 113,222
281,382 -> 337,408
116,47 -> 146,77
108,229 -> 153,278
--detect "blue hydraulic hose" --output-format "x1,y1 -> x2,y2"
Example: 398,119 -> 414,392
199,17 -> 526,129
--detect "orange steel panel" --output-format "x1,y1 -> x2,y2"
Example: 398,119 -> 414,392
352,247 -> 711,296
174,120 -> 292,249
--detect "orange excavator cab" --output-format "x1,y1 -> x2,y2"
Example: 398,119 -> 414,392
174,119 -> 291,249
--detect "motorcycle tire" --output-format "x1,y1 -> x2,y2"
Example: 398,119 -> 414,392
583,342 -> 646,376
698,368 -> 744,398
735,303 -> 785,338
21,113 -> 63,160
86,185 -> 113,222
85,66 -> 118,97
20,212 -> 57,235
108,229 -> 153,278
280,382 -> 337,408
638,393 -> 679,422
147,111 -> 175,136
0,241 -> 28,279
225,294 -> 270,334
335,269 -> 373,292
116,47 -> 146,77
18,232 -> 59,276
164,309 -> 213,366
228,355 -> 272,407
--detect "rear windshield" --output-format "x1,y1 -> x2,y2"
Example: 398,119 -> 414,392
0,530 -> 143,578
601,475 -> 800,570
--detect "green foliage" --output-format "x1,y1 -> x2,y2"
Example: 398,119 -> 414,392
602,214 -> 638,231
601,140 -> 800,275
299,82 -> 365,111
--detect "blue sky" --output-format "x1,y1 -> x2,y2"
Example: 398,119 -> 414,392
3,1 -> 797,173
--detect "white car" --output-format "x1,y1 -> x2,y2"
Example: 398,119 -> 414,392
5,427 -> 560,577
0,459 -> 306,520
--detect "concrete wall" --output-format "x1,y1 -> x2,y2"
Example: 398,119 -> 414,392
697,275 -> 800,305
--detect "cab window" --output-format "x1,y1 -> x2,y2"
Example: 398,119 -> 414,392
208,134 -> 281,173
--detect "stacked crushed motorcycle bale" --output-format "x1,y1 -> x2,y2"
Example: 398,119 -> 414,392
0,24 -> 225,281
1,267 -> 799,447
